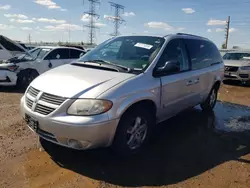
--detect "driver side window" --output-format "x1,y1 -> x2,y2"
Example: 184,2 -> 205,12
156,39 -> 189,72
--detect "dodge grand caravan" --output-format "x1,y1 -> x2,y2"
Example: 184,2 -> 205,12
20,33 -> 224,155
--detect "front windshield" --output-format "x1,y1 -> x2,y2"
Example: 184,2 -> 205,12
33,48 -> 51,60
223,52 -> 250,60
78,36 -> 165,70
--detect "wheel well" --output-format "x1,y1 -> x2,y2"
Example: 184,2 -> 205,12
123,100 -> 157,120
214,81 -> 221,91
17,69 -> 39,77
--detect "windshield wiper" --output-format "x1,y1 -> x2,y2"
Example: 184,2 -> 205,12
85,59 -> 132,72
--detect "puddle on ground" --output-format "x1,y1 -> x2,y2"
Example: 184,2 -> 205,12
213,101 -> 250,132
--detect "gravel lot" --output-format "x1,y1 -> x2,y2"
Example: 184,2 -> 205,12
0,82 -> 249,188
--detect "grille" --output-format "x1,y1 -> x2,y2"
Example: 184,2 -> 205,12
37,128 -> 57,142
35,104 -> 55,115
25,86 -> 66,116
26,97 -> 33,109
40,93 -> 66,105
224,66 -> 239,72
28,86 -> 40,97
239,74 -> 249,78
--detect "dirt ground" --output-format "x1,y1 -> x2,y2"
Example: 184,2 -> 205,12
0,82 -> 249,188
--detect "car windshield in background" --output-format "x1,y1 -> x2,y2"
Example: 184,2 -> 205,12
223,52 -> 250,60
32,48 -> 51,60
78,36 -> 165,70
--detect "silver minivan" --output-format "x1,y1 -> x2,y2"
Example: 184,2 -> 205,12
20,33 -> 224,155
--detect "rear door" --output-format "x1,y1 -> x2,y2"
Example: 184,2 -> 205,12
68,49 -> 84,63
156,39 -> 196,120
184,39 -> 222,102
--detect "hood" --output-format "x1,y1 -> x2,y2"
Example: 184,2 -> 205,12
224,60 -> 250,67
30,64 -> 136,98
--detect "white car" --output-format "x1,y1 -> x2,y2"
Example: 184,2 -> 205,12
0,46 -> 85,88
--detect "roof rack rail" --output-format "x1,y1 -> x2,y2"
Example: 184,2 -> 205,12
176,33 -> 207,39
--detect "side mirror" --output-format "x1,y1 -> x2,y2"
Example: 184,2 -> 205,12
153,60 -> 180,77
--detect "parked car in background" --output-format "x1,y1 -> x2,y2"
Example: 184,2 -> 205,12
223,50 -> 250,85
20,33 -> 223,156
0,35 -> 28,61
0,46 -> 85,88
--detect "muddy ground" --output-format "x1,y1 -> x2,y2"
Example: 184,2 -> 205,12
0,81 -> 249,188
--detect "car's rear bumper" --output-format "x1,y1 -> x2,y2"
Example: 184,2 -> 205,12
0,70 -> 17,86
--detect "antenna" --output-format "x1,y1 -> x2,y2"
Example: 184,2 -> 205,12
108,2 -> 125,36
83,0 -> 100,45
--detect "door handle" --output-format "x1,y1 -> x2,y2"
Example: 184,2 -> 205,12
186,80 -> 193,86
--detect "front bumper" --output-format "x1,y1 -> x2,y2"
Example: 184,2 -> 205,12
0,70 -> 17,86
20,96 -> 119,150
224,68 -> 250,82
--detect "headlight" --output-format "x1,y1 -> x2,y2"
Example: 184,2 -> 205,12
67,99 -> 113,116
0,64 -> 18,72
240,66 -> 250,70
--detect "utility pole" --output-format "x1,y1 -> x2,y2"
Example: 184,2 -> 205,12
84,0 -> 100,45
108,2 -> 125,36
225,16 -> 230,49
28,34 -> 31,44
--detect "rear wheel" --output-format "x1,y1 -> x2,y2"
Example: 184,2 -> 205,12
112,107 -> 154,156
200,86 -> 218,111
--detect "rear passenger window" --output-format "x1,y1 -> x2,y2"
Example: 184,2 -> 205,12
70,49 -> 84,59
46,49 -> 70,60
185,39 -> 222,70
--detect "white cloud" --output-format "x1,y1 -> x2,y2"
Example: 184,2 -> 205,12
21,27 -> 33,30
229,28 -> 236,33
0,24 -> 15,30
122,12 -> 135,17
14,19 -> 35,23
182,8 -> 195,14
81,14 -> 91,22
0,5 -> 11,10
43,24 -> 82,31
207,19 -> 226,26
95,23 -> 106,27
81,14 -> 106,27
104,14 -> 119,20
34,0 -> 66,11
144,21 -> 173,31
207,29 -> 212,32
36,18 -> 66,24
4,14 -> 28,19
60,9 -> 67,12
216,28 -> 224,32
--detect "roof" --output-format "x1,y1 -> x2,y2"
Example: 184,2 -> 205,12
114,33 -> 209,41
34,45 -> 85,51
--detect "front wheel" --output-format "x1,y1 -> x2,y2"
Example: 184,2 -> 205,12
200,86 -> 218,111
112,107 -> 154,156
17,70 -> 39,89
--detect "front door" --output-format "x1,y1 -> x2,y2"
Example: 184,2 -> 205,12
155,39 -> 199,120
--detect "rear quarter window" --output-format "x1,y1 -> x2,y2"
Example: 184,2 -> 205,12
184,39 -> 222,70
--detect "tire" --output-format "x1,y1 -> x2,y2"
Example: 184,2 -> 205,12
17,70 -> 39,89
200,86 -> 218,111
112,106 -> 154,157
